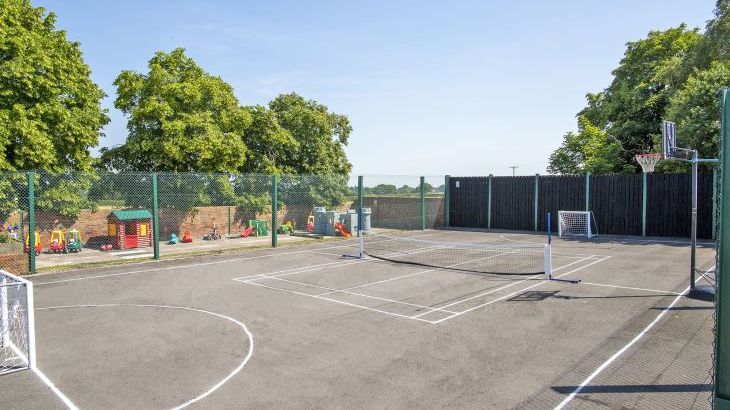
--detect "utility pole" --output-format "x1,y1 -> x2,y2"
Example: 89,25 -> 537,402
509,165 -> 519,176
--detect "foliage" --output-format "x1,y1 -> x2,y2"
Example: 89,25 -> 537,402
547,117 -> 632,174
109,48 -> 250,173
240,105 -> 298,174
0,0 -> 109,172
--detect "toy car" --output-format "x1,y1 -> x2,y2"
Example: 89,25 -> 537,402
24,231 -> 41,255
65,229 -> 82,253
49,230 -> 66,253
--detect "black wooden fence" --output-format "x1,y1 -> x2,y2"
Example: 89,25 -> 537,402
448,173 -> 716,239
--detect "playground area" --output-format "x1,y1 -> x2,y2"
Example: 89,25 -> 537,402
0,229 -> 716,409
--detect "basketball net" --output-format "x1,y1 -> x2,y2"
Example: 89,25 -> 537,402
635,153 -> 661,173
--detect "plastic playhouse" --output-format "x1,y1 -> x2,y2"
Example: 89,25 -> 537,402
107,209 -> 153,250
308,207 -> 371,237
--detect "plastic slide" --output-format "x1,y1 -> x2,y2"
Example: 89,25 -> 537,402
334,222 -> 351,238
241,226 -> 255,238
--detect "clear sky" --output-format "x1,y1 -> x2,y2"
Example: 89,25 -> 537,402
35,0 -> 715,176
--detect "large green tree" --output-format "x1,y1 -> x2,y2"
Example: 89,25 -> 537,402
547,116 -> 630,174
109,48 -> 250,173
0,0 -> 108,218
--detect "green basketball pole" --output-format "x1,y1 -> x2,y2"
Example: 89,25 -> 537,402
642,172 -> 648,237
715,88 -> 730,409
534,174 -> 539,231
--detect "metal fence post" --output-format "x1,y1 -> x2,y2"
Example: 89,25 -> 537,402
713,167 -> 718,241
152,172 -> 160,260
27,172 -> 35,274
642,172 -> 648,237
488,174 -> 493,230
714,88 -> 730,407
358,175 -> 363,234
271,174 -> 278,248
534,174 -> 539,231
444,175 -> 450,227
228,206 -> 231,237
420,176 -> 426,230
585,172 -> 591,211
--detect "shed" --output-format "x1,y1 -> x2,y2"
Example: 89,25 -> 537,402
107,209 -> 153,250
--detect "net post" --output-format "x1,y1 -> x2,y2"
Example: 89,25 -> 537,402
444,175 -> 450,227
152,172 -> 160,260
544,244 -> 552,280
27,171 -> 35,274
420,176 -> 426,230
715,88 -> 730,406
534,174 -> 539,231
487,174 -> 493,230
271,174 -> 278,248
690,151 -> 698,291
585,172 -> 590,212
25,279 -> 36,369
642,172 -> 648,237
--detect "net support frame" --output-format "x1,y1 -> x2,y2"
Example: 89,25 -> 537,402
715,88 -> 730,408
0,270 -> 36,375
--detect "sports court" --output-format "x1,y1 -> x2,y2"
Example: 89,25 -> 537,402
0,228 -> 716,409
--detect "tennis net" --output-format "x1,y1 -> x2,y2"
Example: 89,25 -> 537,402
361,232 -> 551,275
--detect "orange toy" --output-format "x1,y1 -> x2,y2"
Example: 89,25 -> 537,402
334,222 -> 351,238
181,229 -> 193,243
241,226 -> 255,237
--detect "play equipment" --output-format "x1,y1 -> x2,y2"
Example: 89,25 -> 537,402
278,220 -> 294,234
241,226 -> 255,238
168,233 -> 178,244
49,230 -> 66,253
181,230 -> 193,243
24,232 -> 41,255
65,229 -> 82,253
248,219 -> 269,237
307,215 -> 315,233
100,244 -> 112,251
203,221 -> 221,240
334,222 -> 351,238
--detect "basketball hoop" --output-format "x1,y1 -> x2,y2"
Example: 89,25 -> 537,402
635,153 -> 662,173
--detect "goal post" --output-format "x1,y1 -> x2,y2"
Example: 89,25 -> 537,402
0,270 -> 35,375
558,210 -> 598,238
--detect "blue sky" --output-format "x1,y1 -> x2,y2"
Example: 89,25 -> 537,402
36,0 -> 714,176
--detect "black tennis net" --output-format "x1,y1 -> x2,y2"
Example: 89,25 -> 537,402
362,233 -> 549,275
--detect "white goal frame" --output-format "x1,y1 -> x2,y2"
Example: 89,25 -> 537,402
0,270 -> 35,375
558,210 -> 598,238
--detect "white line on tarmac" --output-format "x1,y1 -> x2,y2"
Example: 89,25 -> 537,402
579,281 -> 684,296
36,303 -> 254,410
432,256 -> 611,323
552,266 -> 713,409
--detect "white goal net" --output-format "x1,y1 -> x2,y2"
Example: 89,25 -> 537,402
558,211 -> 598,238
1,270 -> 35,375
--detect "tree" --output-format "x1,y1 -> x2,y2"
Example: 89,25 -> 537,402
268,93 -> 352,176
666,61 -> 730,159
547,116 -> 630,174
109,48 -> 250,173
239,105 -> 298,174
0,0 -> 109,219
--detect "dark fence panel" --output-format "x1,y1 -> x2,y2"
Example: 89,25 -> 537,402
537,175 -> 585,233
449,177 -> 488,228
647,173 -> 713,239
589,174 -> 642,236
491,176 -> 534,231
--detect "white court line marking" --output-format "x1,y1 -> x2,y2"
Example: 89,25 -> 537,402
239,280 -> 436,323
37,303 -> 254,410
410,256 -> 595,319
318,250 -> 523,296
579,281 -> 684,296
553,266 -> 713,410
34,242 -> 358,285
432,256 -> 612,324
32,367 -> 79,410
253,275 -> 459,314
232,259 -> 361,280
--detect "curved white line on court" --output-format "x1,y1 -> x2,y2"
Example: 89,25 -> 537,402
37,303 -> 254,410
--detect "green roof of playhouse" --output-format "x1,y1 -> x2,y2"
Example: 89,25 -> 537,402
109,209 -> 153,221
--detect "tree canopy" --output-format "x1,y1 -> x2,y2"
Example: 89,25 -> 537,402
548,2 -> 730,174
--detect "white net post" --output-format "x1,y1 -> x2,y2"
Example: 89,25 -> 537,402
544,244 -> 553,280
